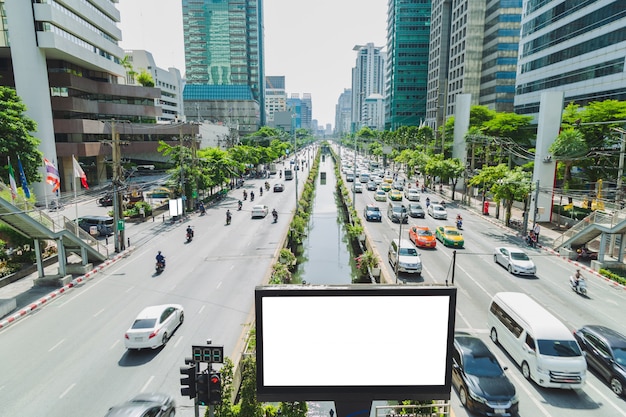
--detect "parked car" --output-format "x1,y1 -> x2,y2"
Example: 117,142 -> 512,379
374,189 -> 387,202
98,193 -> 114,206
353,182 -> 363,193
428,203 -> 448,220
251,204 -> 269,218
574,325 -> 626,396
408,226 -> 436,249
78,215 -> 114,237
404,188 -> 420,201
388,189 -> 403,201
124,304 -> 184,350
493,247 -> 536,276
452,332 -> 519,416
407,202 -> 425,218
104,392 -> 176,417
366,180 -> 378,191
436,226 -> 465,248
273,183 -> 285,192
363,204 -> 382,222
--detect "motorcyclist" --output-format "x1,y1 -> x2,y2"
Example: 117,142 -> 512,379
265,181 -> 270,190
198,202 -> 206,215
186,226 -> 194,239
250,191 -> 255,201
243,190 -> 247,200
260,186 -> 263,196
238,200 -> 243,211
425,197 -> 430,208
226,209 -> 232,224
272,208 -> 278,222
456,214 -> 463,222
573,269 -> 583,289
156,251 -> 165,267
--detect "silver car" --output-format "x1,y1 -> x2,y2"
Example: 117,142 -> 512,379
427,204 -> 448,219
494,247 -> 537,276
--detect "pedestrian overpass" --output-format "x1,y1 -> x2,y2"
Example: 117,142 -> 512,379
0,190 -> 108,283
552,209 -> 626,263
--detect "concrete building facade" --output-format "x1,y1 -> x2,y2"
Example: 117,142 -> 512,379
265,76 -> 287,123
335,88 -> 353,136
351,43 -> 385,130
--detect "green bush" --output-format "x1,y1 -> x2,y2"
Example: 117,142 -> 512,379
599,268 -> 626,286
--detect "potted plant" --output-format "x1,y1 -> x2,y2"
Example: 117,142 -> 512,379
279,248 -> 296,266
346,223 -> 364,240
355,250 -> 380,277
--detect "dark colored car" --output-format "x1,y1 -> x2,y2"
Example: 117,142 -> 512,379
407,202 -> 425,218
104,392 -> 175,417
453,332 -> 519,416
574,325 -> 626,396
273,183 -> 285,192
366,180 -> 378,191
363,204 -> 382,222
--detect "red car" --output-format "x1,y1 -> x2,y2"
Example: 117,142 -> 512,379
408,226 -> 436,248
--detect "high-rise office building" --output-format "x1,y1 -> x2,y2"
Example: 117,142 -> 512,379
182,0 -> 265,130
1,1 -> 177,194
514,0 -> 626,118
385,0 -> 431,131
352,43 -> 385,131
426,0 -> 522,131
301,93 -> 313,131
265,76 -> 287,123
335,89 -> 353,136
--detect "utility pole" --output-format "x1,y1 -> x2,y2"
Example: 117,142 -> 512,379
179,123 -> 186,215
111,120 -> 125,253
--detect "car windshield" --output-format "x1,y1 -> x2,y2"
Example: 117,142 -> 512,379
464,354 -> 503,377
510,252 -> 529,260
446,229 -> 460,236
410,204 -> 422,210
537,339 -> 582,357
367,207 -> 380,212
132,318 -> 157,329
418,230 -> 432,236
399,247 -> 418,256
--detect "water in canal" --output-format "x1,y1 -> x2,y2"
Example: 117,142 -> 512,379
293,153 -> 356,284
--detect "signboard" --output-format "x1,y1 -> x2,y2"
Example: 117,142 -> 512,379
192,345 -> 224,363
255,285 -> 456,402
169,198 -> 183,217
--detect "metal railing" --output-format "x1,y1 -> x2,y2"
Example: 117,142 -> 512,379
552,208 -> 626,249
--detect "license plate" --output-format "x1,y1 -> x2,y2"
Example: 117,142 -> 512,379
134,337 -> 143,341
494,409 -> 505,414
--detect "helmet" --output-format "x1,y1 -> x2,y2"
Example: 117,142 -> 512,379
158,251 -> 161,255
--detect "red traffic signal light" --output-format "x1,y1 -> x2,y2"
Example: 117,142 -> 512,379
208,372 -> 222,404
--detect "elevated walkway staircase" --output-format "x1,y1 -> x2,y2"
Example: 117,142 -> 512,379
553,209 -> 626,262
0,187 -> 108,282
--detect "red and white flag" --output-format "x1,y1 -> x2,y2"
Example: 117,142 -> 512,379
72,155 -> 88,189
43,157 -> 60,192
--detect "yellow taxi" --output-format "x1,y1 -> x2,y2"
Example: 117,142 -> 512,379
388,189 -> 403,201
435,226 -> 464,248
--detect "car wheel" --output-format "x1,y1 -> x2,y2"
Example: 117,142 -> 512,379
508,264 -> 513,274
490,328 -> 498,344
459,387 -> 468,408
610,376 -> 624,396
179,312 -> 185,324
162,332 -> 169,346
522,361 -> 531,381
494,255 -> 498,264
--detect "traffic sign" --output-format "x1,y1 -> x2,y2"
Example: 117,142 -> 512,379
192,345 -> 224,363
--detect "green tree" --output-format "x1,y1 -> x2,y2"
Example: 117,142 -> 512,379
237,356 -> 263,417
279,402 -> 308,417
491,166 -> 532,225
120,55 -> 137,83
213,358 -> 236,417
549,128 -> 587,189
0,86 -> 42,186
136,69 -> 155,87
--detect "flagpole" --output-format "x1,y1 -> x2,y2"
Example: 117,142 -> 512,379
8,156 -> 14,204
42,158 -> 49,214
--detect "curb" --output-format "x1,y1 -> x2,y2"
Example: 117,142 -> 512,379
0,246 -> 135,330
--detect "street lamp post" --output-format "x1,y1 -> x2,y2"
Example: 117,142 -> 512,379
352,135 -> 357,210
292,114 -> 299,210
612,127 -> 626,203
394,212 -> 407,283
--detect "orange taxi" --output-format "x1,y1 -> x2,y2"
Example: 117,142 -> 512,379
408,226 -> 436,249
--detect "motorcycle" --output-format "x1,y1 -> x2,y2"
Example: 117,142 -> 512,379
569,276 -> 588,296
272,209 -> 278,223
243,190 -> 247,201
259,187 -> 263,196
265,182 -> 270,191
186,229 -> 194,243
238,200 -> 242,211
576,247 -> 598,262
155,258 -> 166,274
226,212 -> 232,225
250,192 -> 255,202
456,219 -> 463,230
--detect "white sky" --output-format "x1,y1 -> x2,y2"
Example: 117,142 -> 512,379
116,0 -> 387,128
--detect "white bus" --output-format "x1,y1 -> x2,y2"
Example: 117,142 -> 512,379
487,292 -> 586,389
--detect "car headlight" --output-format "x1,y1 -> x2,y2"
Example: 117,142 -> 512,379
468,389 -> 487,404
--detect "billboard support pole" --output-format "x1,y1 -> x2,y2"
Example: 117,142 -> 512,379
334,400 -> 372,417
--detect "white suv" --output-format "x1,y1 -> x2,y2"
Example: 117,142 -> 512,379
388,239 -> 422,275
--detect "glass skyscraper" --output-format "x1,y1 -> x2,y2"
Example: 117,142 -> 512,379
385,0 -> 431,130
514,0 -> 626,118
182,0 -> 265,126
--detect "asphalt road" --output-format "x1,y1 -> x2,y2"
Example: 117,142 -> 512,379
341,151 -> 626,417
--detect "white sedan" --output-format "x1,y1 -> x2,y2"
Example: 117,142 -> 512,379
404,188 -> 421,201
494,247 -> 537,276
427,204 -> 448,220
251,204 -> 269,218
124,304 -> 184,350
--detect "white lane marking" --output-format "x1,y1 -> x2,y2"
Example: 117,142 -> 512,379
125,286 -> 134,293
141,376 -> 155,393
198,305 -> 205,314
59,383 -> 75,399
48,339 -> 65,352
93,308 -> 105,317
585,378 -> 626,417
174,336 -> 183,349
216,281 -> 222,289
110,339 -> 120,350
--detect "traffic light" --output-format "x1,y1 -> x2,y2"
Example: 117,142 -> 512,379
197,372 -> 210,405
208,371 -> 222,404
180,364 -> 197,399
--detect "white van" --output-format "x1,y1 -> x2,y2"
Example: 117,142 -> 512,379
487,292 -> 586,389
